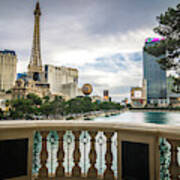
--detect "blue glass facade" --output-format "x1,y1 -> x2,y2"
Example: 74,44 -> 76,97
17,73 -> 27,80
143,41 -> 167,103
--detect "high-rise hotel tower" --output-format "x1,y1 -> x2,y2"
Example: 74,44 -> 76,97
0,50 -> 17,91
143,38 -> 167,104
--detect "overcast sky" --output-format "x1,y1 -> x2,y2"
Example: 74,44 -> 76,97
0,0 -> 179,101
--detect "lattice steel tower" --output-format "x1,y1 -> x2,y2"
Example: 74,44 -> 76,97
28,1 -> 43,81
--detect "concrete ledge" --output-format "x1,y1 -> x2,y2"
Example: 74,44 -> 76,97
0,120 -> 180,138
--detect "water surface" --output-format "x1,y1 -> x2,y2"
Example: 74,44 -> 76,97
94,111 -> 180,125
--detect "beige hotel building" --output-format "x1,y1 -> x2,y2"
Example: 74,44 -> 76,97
0,50 -> 17,91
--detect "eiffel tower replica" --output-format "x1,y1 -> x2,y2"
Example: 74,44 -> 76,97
12,2 -> 51,98
28,1 -> 44,82
26,1 -> 50,94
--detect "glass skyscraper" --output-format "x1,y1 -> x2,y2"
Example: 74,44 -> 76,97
143,38 -> 167,104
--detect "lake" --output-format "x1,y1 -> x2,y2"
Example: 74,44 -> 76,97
93,111 -> 180,125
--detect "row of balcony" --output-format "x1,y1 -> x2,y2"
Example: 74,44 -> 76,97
0,120 -> 180,180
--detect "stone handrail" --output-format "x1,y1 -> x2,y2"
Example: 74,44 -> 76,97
0,121 -> 180,180
0,120 -> 180,133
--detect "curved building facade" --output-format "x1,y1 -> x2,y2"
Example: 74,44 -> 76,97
143,38 -> 167,104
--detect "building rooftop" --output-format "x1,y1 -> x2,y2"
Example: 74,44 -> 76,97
145,37 -> 165,44
0,50 -> 16,56
45,64 -> 78,72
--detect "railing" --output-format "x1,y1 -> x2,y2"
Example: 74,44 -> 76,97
0,121 -> 180,180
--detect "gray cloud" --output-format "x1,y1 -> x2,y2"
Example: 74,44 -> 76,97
1,0 -> 178,51
0,0 -> 179,101
77,52 -> 142,101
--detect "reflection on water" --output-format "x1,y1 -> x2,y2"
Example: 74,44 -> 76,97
144,112 -> 168,124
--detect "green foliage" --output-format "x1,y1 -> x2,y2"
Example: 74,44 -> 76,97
9,110 -> 24,120
65,96 -> 93,114
8,94 -> 43,119
172,77 -> 180,93
39,102 -> 53,118
145,3 -> 180,92
175,106 -> 180,110
64,97 -> 123,114
9,98 -> 35,119
25,114 -> 34,120
126,103 -> 132,108
27,93 -> 42,105
43,96 -> 50,103
84,117 -> 92,120
48,96 -> 65,116
92,101 -> 101,111
66,116 -> 74,120
99,101 -> 123,110
5,94 -> 124,120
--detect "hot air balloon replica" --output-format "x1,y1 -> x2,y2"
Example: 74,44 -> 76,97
82,83 -> 93,96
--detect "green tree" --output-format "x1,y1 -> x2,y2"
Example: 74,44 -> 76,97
43,96 -> 50,103
145,3 -> 180,92
39,102 -> 54,119
9,98 -> 34,119
65,98 -> 83,114
51,96 -> 65,117
65,96 -> 123,114
9,110 -> 24,120
99,102 -> 115,110
27,93 -> 42,105
92,101 -> 101,111
65,96 -> 94,114
81,96 -> 93,112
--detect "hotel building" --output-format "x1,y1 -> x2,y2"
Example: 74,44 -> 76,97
0,50 -> 17,91
143,38 -> 167,105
